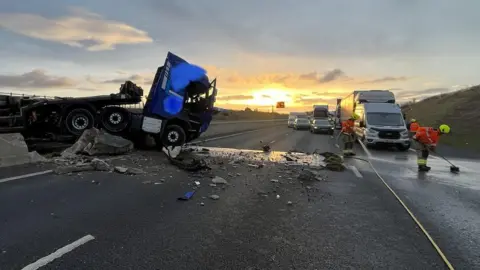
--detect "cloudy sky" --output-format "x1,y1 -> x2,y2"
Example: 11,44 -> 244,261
0,0 -> 479,112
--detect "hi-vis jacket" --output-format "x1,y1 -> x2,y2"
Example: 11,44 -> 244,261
413,127 -> 440,146
341,119 -> 355,134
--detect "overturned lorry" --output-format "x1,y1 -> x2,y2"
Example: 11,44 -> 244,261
0,52 -> 218,148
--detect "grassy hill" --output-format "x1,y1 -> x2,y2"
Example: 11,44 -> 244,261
401,85 -> 480,152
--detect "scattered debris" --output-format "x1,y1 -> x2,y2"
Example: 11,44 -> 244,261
212,176 -> 228,185
114,166 -> 128,173
316,152 -> 345,171
276,195 -> 280,199
210,194 -> 220,200
91,180 -> 100,185
287,201 -> 293,206
178,191 -> 196,201
200,202 -> 205,206
298,170 -> 324,182
194,181 -> 201,186
248,163 -> 264,169
91,158 -> 111,171
209,183 -> 217,187
270,179 -> 279,183
262,143 -> 271,152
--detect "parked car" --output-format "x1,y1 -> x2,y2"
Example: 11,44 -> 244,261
293,116 -> 310,130
310,119 -> 334,134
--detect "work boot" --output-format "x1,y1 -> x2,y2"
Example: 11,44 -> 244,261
418,165 -> 431,172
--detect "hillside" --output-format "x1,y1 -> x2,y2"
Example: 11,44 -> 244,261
401,85 -> 480,152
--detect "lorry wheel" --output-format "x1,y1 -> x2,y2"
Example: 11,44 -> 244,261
100,107 -> 130,133
65,108 -> 94,136
161,125 -> 186,146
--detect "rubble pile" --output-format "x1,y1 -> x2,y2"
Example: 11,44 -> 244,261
61,128 -> 133,158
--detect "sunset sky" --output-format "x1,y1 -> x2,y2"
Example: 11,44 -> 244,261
1,0 -> 479,112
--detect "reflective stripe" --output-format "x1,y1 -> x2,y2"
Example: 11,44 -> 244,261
417,158 -> 427,165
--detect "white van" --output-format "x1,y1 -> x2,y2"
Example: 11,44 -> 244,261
354,103 -> 410,151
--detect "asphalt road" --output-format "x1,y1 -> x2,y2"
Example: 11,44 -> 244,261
1,125 -> 478,269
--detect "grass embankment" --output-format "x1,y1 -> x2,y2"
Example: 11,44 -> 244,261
402,85 -> 480,152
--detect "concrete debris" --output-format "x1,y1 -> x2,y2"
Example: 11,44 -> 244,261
287,201 -> 293,205
270,179 -> 279,183
61,128 -> 133,158
212,176 -> 228,185
209,183 -> 217,187
210,194 -> 220,200
194,181 -> 201,186
247,163 -> 264,169
114,166 -> 128,173
127,167 -> 145,175
298,170 -> 325,182
0,133 -> 48,168
91,158 -> 111,171
200,202 -> 205,206
316,152 -> 346,172
276,195 -> 280,199
162,146 -> 181,158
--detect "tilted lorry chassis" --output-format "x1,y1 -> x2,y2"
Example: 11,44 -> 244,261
0,52 -> 218,149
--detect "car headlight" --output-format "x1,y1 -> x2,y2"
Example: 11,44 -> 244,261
366,129 -> 378,136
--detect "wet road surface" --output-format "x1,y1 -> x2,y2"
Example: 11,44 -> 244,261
1,125 -> 478,269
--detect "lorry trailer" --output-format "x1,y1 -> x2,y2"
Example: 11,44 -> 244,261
339,90 -> 395,122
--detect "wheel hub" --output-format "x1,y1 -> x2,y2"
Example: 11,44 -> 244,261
109,113 -> 122,124
73,116 -> 88,130
167,131 -> 179,143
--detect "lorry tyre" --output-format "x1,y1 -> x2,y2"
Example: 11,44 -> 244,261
65,108 -> 94,136
161,125 -> 186,146
100,107 -> 130,133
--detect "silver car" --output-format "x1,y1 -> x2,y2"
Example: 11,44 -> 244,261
310,119 -> 334,134
293,117 -> 310,130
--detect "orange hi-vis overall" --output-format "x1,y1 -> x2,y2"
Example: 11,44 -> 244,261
413,127 -> 440,166
341,119 -> 355,154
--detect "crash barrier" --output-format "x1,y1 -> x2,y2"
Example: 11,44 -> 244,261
0,133 -> 46,168
200,119 -> 287,138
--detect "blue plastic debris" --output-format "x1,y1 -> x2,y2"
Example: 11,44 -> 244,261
178,190 -> 196,201
170,62 -> 207,91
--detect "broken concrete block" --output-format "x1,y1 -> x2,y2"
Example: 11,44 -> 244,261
91,158 -> 111,171
0,133 -> 47,168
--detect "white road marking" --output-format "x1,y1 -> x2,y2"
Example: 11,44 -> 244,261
22,234 -> 95,270
0,170 -> 53,184
349,165 -> 363,178
194,129 -> 262,143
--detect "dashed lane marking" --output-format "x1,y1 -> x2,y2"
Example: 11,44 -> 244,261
349,165 -> 363,178
0,170 -> 53,184
21,234 -> 95,270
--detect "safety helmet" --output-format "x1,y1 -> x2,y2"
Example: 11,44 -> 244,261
411,118 -> 416,122
439,124 -> 450,134
350,113 -> 360,120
